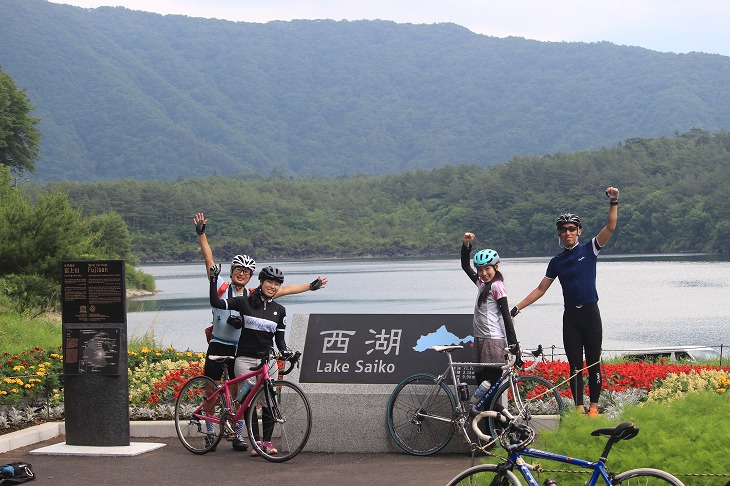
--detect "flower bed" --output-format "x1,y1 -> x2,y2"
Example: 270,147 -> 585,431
1,348 -> 728,433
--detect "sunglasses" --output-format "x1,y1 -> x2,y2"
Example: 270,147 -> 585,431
558,226 -> 579,234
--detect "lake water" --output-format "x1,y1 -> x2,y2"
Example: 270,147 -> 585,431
126,255 -> 730,355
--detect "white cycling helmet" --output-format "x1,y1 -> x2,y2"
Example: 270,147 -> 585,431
230,254 -> 256,275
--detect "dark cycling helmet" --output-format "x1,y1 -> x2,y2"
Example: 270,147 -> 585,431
473,249 -> 500,267
258,266 -> 284,284
230,254 -> 256,274
555,213 -> 582,229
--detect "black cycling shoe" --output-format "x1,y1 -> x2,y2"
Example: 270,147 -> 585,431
232,438 -> 248,451
205,434 -> 217,452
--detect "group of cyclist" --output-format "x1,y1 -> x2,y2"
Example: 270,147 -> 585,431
193,212 -> 327,455
193,184 -> 619,457
461,187 -> 619,417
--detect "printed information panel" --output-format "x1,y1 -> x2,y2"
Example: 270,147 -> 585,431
63,328 -> 121,375
61,260 -> 125,324
299,314 -> 478,384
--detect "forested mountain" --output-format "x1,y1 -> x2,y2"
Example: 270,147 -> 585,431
36,130 -> 730,260
2,0 -> 730,182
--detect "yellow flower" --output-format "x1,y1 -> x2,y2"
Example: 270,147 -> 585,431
24,384 -> 32,389
12,365 -> 24,371
11,388 -> 18,393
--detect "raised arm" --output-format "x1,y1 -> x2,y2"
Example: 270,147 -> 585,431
461,232 -> 478,284
209,266 -> 226,309
275,277 -> 328,297
596,187 -> 619,248
194,212 -> 215,278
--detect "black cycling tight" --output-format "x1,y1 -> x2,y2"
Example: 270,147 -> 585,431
562,302 -> 603,406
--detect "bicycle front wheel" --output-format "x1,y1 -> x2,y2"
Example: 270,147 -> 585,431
446,464 -> 522,486
386,373 -> 457,456
246,380 -> 312,462
487,374 -> 564,438
612,468 -> 685,485
174,375 -> 224,454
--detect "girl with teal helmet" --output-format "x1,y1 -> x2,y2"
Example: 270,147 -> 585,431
473,248 -> 500,267
461,233 -> 520,400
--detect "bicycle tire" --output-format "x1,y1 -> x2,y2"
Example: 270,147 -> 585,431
612,468 -> 685,485
246,380 -> 312,462
446,464 -> 522,486
487,374 -> 564,438
174,375 -> 224,454
386,373 -> 457,456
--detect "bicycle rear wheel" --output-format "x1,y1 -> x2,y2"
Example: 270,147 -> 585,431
386,373 -> 457,456
446,464 -> 522,486
174,375 -> 224,454
612,468 -> 685,485
487,374 -> 564,438
246,380 -> 312,462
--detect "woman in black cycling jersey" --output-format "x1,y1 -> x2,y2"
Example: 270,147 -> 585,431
209,265 -> 291,456
511,187 -> 619,416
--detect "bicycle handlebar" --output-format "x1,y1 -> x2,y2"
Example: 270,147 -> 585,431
504,344 -> 543,373
471,404 -> 536,451
273,350 -> 302,375
207,351 -> 302,376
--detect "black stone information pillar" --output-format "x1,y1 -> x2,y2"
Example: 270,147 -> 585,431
61,260 -> 129,446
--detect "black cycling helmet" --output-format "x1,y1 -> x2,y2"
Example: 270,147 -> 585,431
555,213 -> 582,229
258,266 -> 284,284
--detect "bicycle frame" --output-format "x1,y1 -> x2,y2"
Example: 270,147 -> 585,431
193,355 -> 278,428
507,446 -> 613,485
439,346 -> 538,417
428,346 -> 540,442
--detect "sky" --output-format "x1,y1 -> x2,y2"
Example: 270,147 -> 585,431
48,0 -> 730,58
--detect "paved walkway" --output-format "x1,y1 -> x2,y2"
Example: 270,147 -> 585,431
3,436 -> 478,486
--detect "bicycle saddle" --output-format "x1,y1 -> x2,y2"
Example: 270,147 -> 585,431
431,345 -> 464,353
591,422 -> 639,441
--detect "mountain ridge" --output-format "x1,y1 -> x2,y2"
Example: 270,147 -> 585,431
2,0 -> 730,182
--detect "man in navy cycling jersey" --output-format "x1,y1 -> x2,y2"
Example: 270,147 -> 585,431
511,187 -> 619,417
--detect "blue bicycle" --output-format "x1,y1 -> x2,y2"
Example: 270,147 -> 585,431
446,407 -> 684,485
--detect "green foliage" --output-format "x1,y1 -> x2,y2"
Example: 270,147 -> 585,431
0,166 -> 153,312
0,67 -> 40,173
531,393 -> 730,485
29,130 -> 730,261
3,1 -> 730,182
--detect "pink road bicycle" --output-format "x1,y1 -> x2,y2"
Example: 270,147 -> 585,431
174,350 -> 311,462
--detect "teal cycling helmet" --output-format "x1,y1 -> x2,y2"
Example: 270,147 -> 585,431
473,249 -> 500,267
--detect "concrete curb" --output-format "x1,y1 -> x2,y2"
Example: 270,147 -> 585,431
1,421 -> 178,453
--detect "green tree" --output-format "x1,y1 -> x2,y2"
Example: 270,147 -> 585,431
0,67 -> 40,173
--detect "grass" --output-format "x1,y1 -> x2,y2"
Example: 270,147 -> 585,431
480,392 -> 730,485
0,308 -> 62,356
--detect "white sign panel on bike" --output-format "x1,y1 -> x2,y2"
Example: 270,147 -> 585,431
299,314 -> 476,384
